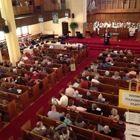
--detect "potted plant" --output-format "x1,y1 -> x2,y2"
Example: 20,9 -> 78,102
70,22 -> 78,36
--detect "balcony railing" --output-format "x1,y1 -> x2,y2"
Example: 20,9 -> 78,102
13,5 -> 33,16
88,0 -> 140,10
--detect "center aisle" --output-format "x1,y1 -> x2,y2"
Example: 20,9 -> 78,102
0,50 -> 100,140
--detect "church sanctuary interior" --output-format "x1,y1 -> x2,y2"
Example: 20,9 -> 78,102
0,0 -> 140,140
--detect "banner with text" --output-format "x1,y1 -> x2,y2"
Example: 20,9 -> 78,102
52,13 -> 59,24
119,89 -> 140,110
126,112 -> 140,124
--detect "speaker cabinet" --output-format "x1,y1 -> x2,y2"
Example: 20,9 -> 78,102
3,25 -> 9,33
62,22 -> 68,35
72,13 -> 75,18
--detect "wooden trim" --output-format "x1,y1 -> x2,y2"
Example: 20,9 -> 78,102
128,0 -> 130,9
87,8 -> 140,15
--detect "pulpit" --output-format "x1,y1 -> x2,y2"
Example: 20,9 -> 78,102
85,31 -> 91,38
110,33 -> 119,41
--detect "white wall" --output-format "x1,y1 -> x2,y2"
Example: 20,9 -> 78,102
29,0 -> 87,35
66,0 -> 87,33
29,23 -> 41,35
29,17 -> 69,36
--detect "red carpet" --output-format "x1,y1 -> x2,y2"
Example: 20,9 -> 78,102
66,36 -> 140,52
1,36 -> 139,139
0,50 -> 100,140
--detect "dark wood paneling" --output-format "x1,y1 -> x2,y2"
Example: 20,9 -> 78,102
0,19 -> 6,31
87,13 -> 140,23
15,9 -> 70,27
34,0 -> 45,6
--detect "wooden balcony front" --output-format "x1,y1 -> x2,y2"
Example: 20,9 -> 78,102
13,5 -> 34,16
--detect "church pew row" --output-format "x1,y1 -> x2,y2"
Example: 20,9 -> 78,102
72,86 -> 119,106
36,107 -> 121,140
83,73 -> 129,89
74,77 -> 119,95
18,65 -> 57,87
36,107 -> 94,140
59,86 -> 140,119
0,82 -> 30,110
1,66 -> 51,91
71,86 -> 114,104
0,100 -> 18,122
58,88 -> 125,122
92,59 -> 137,73
21,120 -> 49,140
48,101 -> 125,135
0,73 -> 44,100
23,63 -> 63,82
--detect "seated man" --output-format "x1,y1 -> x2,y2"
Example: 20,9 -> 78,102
54,91 -> 68,107
47,105 -> 65,120
87,103 -> 102,115
65,85 -> 75,96
31,121 -> 46,136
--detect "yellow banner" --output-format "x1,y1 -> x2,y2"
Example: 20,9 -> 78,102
119,89 -> 140,110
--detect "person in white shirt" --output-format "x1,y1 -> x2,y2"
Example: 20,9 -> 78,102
65,85 -> 75,96
55,92 -> 68,107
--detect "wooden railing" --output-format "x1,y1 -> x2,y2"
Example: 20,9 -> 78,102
13,5 -> 33,16
92,0 -> 140,10
44,3 -> 60,11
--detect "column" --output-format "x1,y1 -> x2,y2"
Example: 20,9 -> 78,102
0,0 -> 21,66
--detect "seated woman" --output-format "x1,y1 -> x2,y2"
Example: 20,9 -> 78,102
74,114 -> 86,128
109,108 -> 120,121
97,53 -> 104,60
100,125 -> 116,137
67,99 -> 77,112
105,54 -> 113,63
63,113 -> 72,125
127,50 -> 133,56
84,90 -> 93,100
112,71 -> 121,80
76,101 -> 87,112
96,94 -> 105,103
59,127 -> 70,140
104,70 -> 111,77
73,90 -> 82,99
79,78 -> 89,89
99,59 -> 110,69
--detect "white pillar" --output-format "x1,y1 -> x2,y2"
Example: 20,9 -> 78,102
0,0 -> 21,66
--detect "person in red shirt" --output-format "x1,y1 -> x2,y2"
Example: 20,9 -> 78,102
31,71 -> 39,79
79,78 -> 89,89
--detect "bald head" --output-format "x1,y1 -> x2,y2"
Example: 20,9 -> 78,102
51,105 -> 56,111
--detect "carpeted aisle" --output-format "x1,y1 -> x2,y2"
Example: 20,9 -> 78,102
0,50 -> 100,140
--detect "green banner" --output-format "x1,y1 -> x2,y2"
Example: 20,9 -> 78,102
52,13 -> 59,24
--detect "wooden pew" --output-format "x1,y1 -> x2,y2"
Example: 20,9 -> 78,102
71,87 -> 114,104
21,120 -> 49,140
74,75 -> 119,94
0,100 -> 18,121
0,73 -> 43,100
36,107 -> 94,140
48,101 -> 125,139
0,82 -> 30,110
93,131 -> 121,140
21,65 -> 56,87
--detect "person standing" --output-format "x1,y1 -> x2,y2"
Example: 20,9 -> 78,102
103,29 -> 110,45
